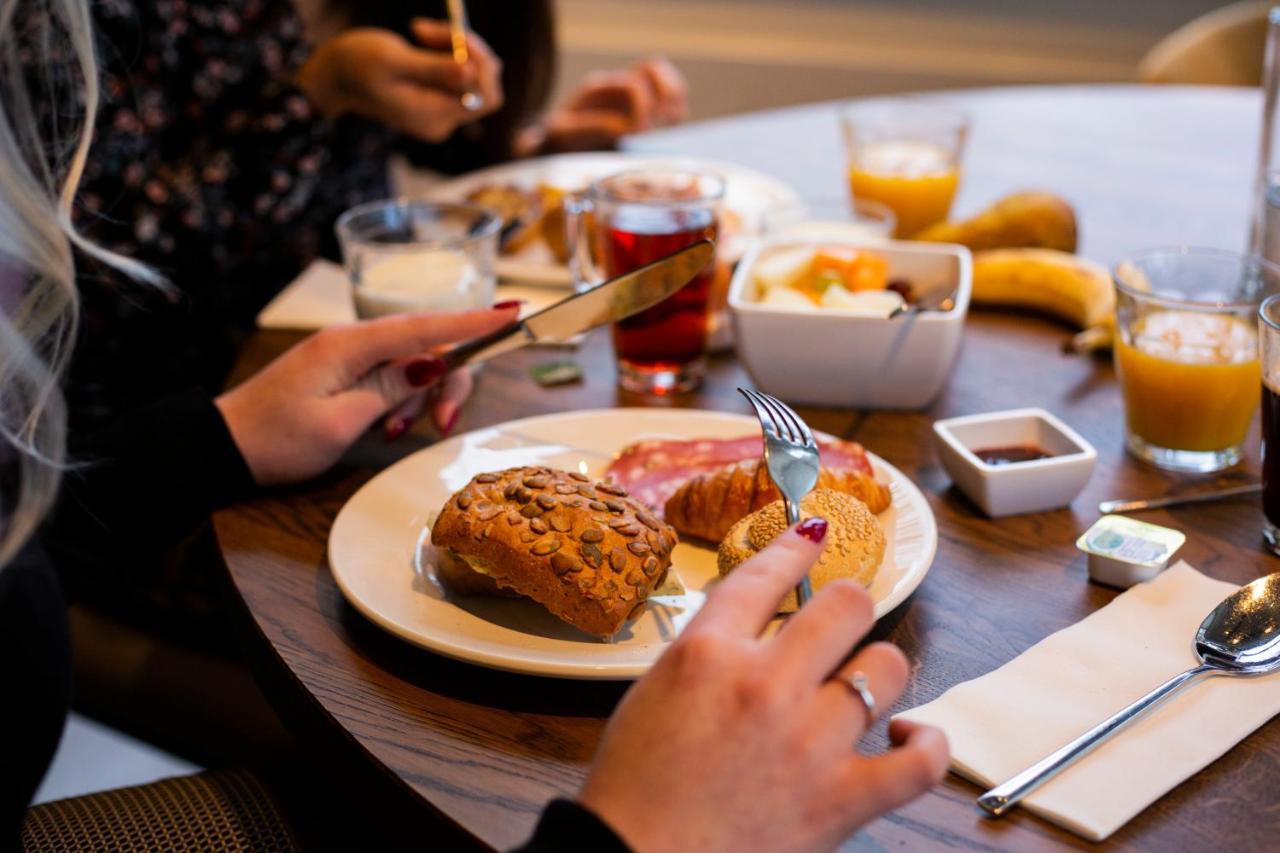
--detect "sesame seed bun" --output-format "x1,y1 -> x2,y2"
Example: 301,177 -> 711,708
716,489 -> 885,613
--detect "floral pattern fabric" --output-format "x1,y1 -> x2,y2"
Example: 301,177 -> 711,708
21,0 -> 390,426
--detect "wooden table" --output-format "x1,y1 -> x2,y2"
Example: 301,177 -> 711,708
214,85 -> 1280,851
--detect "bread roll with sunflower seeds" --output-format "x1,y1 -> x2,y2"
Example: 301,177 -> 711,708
431,466 -> 678,638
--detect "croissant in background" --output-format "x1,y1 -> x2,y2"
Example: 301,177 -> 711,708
663,459 -> 891,542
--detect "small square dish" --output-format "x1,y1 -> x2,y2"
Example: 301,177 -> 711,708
932,408 -> 1097,517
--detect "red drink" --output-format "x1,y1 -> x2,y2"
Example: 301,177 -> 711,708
574,168 -> 725,394
604,207 -> 717,391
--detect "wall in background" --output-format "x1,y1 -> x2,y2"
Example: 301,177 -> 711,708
554,0 -> 1234,118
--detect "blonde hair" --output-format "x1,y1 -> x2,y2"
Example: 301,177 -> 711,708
0,0 -> 161,568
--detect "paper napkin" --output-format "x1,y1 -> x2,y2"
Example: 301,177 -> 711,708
896,561 -> 1280,841
255,258 -> 576,339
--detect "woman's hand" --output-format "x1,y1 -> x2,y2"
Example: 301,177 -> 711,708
579,520 -> 949,852
297,20 -> 503,142
214,304 -> 517,486
520,57 -> 689,155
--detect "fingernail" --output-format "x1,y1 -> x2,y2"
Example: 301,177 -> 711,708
440,404 -> 461,436
405,356 -> 447,388
384,418 -> 408,442
493,299 -> 524,311
796,517 -> 828,543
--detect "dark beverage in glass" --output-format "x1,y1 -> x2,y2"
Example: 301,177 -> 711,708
1265,381 -> 1280,548
569,169 -> 724,395
604,207 -> 718,390
1261,294 -> 1280,553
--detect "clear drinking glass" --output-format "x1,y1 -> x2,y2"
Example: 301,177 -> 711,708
335,200 -> 499,319
1260,294 -> 1280,553
1249,8 -> 1280,265
841,99 -> 968,238
566,168 -> 723,395
1114,248 -> 1278,473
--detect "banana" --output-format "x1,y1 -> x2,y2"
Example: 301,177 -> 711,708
970,249 -> 1115,350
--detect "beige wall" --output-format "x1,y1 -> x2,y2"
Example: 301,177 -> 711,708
554,0 -> 1233,119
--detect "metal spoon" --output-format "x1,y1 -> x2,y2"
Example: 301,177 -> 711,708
978,572 -> 1280,818
887,288 -> 956,319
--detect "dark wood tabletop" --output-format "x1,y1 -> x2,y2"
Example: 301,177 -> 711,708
213,85 -> 1280,851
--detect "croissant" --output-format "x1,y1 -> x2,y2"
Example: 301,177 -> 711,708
663,459 -> 891,542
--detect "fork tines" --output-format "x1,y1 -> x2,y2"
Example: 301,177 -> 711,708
738,388 -> 817,449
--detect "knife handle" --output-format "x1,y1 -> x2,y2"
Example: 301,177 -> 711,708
438,319 -> 524,373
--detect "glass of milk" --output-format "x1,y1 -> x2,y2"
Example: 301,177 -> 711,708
335,200 -> 500,319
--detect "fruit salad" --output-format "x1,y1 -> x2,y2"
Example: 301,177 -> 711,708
751,245 -> 909,315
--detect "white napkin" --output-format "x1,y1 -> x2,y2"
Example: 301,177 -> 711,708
254,258 -> 577,339
896,561 -> 1280,841
256,259 -> 354,329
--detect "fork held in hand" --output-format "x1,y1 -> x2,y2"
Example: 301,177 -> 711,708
738,388 -> 822,607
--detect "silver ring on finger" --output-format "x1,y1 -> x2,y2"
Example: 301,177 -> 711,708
832,670 -> 877,721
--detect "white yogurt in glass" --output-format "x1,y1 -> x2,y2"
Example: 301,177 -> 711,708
352,249 -> 491,318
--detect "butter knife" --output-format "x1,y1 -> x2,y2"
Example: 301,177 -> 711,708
1098,483 -> 1262,514
440,240 -> 714,371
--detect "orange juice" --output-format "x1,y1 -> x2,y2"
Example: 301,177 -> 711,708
848,140 -> 959,237
1115,310 -> 1260,452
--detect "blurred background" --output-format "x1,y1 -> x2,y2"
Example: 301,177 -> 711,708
557,0 -> 1251,118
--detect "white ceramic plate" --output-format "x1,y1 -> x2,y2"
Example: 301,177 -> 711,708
419,152 -> 805,286
328,409 -> 937,679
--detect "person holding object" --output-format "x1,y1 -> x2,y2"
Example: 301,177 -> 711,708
552,520 -> 950,852
1,2 -> 944,845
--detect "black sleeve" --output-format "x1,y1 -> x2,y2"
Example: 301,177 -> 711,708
51,388 -> 256,557
513,799 -> 631,853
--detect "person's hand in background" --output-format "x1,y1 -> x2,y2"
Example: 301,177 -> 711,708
215,303 -> 518,486
578,520 -> 949,853
519,57 -> 690,155
298,20 -> 503,142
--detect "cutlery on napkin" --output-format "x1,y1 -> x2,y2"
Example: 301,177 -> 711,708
895,561 -> 1280,841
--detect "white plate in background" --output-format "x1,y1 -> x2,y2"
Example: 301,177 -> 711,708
415,152 -> 805,286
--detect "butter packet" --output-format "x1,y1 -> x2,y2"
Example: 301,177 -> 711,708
1077,514 -> 1186,588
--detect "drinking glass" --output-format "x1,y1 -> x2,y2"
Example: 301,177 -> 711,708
841,99 -> 968,238
1261,294 -> 1280,553
567,168 -> 723,395
335,200 -> 499,319
1114,248 -> 1278,473
1249,7 -> 1280,265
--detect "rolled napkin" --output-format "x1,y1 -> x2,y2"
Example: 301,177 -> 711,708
896,561 -> 1280,841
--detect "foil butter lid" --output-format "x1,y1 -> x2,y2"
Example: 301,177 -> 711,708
1077,514 -> 1186,588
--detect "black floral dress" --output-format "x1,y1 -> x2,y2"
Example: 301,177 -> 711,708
24,0 -> 391,427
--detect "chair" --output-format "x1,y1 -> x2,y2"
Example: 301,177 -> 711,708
1139,1 -> 1271,86
22,770 -> 298,852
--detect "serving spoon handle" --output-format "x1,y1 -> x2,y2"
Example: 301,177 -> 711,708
977,663 -> 1216,817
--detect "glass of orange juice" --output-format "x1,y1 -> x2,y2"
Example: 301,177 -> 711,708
841,100 -> 968,238
1114,249 -> 1280,472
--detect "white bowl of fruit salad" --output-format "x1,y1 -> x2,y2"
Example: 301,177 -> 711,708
728,237 -> 971,409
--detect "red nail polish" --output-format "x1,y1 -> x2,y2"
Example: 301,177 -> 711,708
796,517 -> 828,543
384,418 -> 408,442
405,357 -> 447,388
442,406 -> 461,436
492,299 -> 524,311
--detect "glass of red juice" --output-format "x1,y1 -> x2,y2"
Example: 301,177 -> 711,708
1262,294 -> 1280,553
569,169 -> 723,395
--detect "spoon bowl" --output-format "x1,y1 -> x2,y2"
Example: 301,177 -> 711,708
1196,573 -> 1280,672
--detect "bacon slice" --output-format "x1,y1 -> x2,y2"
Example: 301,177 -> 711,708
604,434 -> 876,515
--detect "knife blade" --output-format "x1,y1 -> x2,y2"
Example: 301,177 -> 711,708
439,239 -> 715,370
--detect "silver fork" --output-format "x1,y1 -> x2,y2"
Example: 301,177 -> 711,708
738,388 -> 822,607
